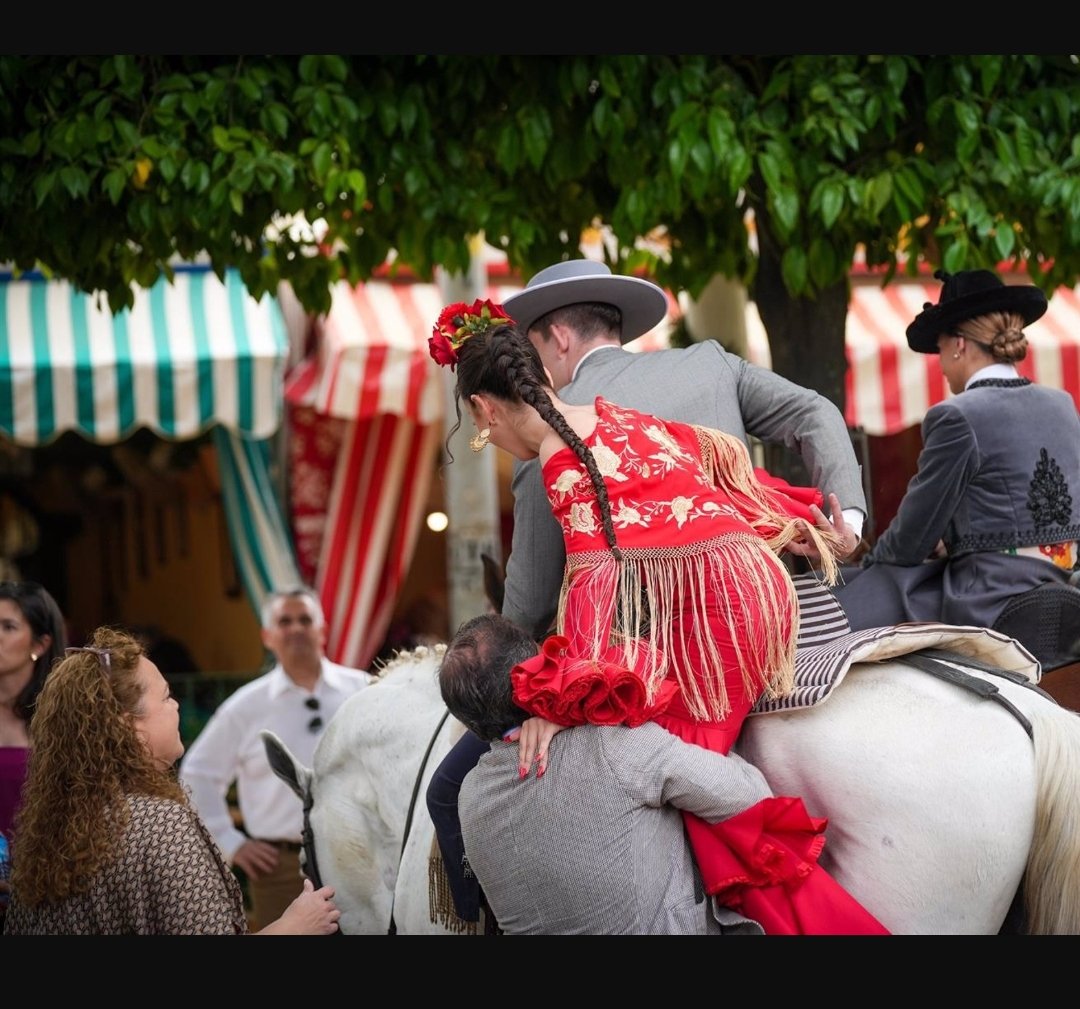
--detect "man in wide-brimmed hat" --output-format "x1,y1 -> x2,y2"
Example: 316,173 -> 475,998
499,258 -> 867,639
834,267 -> 1080,633
426,257 -> 867,925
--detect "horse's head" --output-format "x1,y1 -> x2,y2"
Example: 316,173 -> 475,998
259,650 -> 457,934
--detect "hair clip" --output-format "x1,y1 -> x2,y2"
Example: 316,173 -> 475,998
65,645 -> 112,673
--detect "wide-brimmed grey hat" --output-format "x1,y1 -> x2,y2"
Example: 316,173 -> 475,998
503,260 -> 668,344
906,269 -> 1048,354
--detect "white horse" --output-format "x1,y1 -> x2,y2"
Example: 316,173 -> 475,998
264,625 -> 1080,936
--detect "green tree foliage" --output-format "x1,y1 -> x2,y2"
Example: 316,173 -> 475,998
3,55 -> 1080,412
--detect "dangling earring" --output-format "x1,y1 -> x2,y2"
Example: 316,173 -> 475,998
469,428 -> 491,453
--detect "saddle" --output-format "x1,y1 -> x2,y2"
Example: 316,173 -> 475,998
753,574 -> 1041,716
991,581 -> 1080,674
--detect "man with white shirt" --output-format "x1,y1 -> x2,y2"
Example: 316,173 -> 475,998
180,586 -> 372,930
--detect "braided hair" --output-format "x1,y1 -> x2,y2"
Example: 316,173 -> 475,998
451,323 -> 623,560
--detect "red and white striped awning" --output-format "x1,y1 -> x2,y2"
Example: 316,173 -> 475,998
296,272 -> 1080,441
283,279 -> 455,669
284,280 -> 446,424
283,274 -> 674,668
745,278 -> 1080,436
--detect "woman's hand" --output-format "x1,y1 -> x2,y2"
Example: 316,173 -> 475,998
787,492 -> 859,559
508,716 -> 566,780
258,877 -> 341,935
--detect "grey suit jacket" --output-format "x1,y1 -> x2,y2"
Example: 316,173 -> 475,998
835,380 -> 1080,630
502,341 -> 866,636
459,721 -> 771,935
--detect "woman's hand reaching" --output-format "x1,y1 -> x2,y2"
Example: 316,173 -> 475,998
505,716 -> 566,780
787,492 -> 860,559
257,877 -> 341,935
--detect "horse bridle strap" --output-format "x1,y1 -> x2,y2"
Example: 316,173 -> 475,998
299,788 -> 326,891
388,706 -> 451,935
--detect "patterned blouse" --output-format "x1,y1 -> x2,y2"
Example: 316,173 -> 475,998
2,793 -> 248,935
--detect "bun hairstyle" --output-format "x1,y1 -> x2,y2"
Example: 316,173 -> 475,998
954,311 -> 1029,364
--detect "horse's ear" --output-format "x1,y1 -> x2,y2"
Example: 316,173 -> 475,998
481,552 -> 505,616
261,729 -> 312,801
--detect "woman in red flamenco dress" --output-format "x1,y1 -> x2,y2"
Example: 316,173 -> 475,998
431,299 -> 888,936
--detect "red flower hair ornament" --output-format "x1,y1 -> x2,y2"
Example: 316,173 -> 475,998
429,298 -> 512,371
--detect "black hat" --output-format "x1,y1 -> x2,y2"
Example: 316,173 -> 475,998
905,269 -> 1048,354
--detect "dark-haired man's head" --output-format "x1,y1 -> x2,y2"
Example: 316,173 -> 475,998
438,614 -> 537,741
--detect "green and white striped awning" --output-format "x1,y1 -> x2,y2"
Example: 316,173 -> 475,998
0,266 -> 288,446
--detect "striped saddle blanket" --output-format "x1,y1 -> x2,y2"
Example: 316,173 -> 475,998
753,573 -> 1041,716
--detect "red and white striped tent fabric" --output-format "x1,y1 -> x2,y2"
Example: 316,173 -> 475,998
289,269 -> 1080,668
282,276 -> 672,669
743,276 -> 1080,436
284,282 -> 445,669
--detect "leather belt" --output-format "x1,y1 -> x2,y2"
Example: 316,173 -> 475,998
261,839 -> 303,853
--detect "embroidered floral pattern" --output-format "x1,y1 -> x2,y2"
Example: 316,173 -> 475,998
547,402 -> 727,544
670,496 -> 695,527
591,442 -> 625,480
552,468 -> 586,495
568,502 -> 599,535
1028,447 -> 1074,531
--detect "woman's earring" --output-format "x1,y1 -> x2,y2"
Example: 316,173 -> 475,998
469,428 -> 491,453
952,352 -> 961,360
30,652 -> 38,662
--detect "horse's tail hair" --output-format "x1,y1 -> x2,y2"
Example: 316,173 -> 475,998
1024,703 -> 1080,934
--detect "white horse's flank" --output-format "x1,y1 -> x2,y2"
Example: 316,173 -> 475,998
266,642 -> 1080,935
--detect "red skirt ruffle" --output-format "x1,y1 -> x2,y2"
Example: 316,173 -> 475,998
510,634 -> 679,727
685,798 -> 889,935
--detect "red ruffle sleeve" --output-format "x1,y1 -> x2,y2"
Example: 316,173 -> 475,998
511,635 -> 680,727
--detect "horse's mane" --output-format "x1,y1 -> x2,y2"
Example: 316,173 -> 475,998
371,642 -> 447,683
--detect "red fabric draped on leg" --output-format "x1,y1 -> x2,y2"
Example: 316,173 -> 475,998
684,798 -> 890,935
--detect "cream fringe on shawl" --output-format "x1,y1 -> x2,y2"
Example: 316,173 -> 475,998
555,425 -> 845,724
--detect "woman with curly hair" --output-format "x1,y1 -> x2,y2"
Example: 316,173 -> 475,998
426,299 -> 887,935
3,625 -> 341,935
